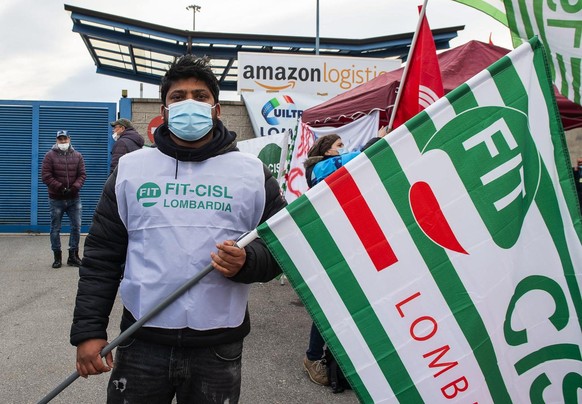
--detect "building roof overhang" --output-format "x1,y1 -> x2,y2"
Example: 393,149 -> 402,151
64,4 -> 463,92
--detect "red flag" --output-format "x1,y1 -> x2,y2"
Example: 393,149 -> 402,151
393,7 -> 444,129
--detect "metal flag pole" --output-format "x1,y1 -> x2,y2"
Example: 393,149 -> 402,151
37,230 -> 259,404
387,0 -> 429,131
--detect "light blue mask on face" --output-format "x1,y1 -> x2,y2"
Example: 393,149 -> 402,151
166,99 -> 216,142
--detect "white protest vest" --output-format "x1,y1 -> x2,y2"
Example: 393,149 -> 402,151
115,147 -> 265,330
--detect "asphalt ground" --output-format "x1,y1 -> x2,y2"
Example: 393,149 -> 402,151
0,234 -> 359,404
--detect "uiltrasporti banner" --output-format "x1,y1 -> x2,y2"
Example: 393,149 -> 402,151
238,52 -> 400,138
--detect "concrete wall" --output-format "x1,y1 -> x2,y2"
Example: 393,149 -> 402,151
129,98 -> 254,146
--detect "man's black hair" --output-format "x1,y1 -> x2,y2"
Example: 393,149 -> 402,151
160,55 -> 220,105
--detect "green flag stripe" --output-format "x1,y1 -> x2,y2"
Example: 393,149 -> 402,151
555,53 -> 571,101
364,115 -> 512,401
515,0 -> 535,40
404,110 -> 438,152
454,0 -> 508,25
284,197 -> 423,401
514,343 -> 582,375
446,83 -> 480,115
257,221 -> 374,403
572,56 -> 581,105
503,0 -> 526,49
405,85 -> 480,152
488,55 -> 528,115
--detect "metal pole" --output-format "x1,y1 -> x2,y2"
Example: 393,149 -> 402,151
186,5 -> 201,31
37,230 -> 259,404
315,0 -> 320,55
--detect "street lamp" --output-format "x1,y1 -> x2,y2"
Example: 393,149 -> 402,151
186,4 -> 201,31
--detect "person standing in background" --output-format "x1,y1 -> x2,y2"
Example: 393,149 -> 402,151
41,130 -> 86,268
109,118 -> 144,173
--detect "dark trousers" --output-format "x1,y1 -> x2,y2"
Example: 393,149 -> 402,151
306,322 -> 326,361
107,337 -> 243,404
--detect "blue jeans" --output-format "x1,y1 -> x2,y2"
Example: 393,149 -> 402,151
49,197 -> 82,251
107,338 -> 243,404
306,322 -> 326,361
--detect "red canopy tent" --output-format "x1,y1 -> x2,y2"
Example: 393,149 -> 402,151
302,40 -> 582,131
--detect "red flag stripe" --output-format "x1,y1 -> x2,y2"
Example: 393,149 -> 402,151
326,166 -> 398,271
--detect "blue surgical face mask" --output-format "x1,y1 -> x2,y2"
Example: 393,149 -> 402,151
335,147 -> 348,155
166,99 -> 216,142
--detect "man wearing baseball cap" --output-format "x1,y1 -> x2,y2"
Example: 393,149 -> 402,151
41,130 -> 86,268
109,118 -> 144,173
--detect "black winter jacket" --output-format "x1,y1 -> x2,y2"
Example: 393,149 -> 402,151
110,127 -> 145,173
71,121 -> 287,347
41,144 -> 86,200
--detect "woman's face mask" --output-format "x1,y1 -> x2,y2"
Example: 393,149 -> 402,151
165,99 -> 216,142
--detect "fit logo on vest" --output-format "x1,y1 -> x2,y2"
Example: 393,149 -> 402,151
137,182 -> 162,207
136,181 -> 233,212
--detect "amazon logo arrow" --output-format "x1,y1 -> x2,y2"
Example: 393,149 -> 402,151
254,81 -> 296,91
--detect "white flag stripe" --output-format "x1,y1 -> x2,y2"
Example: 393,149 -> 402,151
310,155 -> 495,402
267,206 -> 395,402
423,97 -> 457,136
466,70 -> 506,108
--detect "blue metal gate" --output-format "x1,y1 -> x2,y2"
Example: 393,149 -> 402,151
0,100 -> 116,233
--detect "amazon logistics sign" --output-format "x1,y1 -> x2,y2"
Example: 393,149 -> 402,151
238,52 -> 400,137
238,52 -> 400,95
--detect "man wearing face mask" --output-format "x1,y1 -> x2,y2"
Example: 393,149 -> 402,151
41,130 -> 86,269
109,118 -> 144,173
70,55 -> 287,403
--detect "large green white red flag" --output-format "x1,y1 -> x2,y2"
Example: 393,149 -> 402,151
257,38 -> 582,403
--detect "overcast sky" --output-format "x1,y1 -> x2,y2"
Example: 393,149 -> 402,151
0,0 -> 512,103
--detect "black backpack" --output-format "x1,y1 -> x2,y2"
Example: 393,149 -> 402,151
324,348 -> 352,394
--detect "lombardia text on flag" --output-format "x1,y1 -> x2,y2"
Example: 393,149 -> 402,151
257,38 -> 582,403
